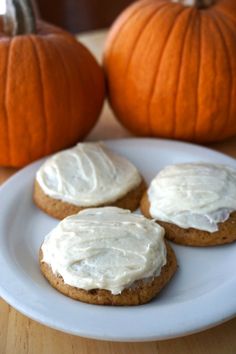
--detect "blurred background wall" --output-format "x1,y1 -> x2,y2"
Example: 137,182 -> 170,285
36,0 -> 136,33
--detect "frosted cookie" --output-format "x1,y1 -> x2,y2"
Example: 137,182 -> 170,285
40,207 -> 177,306
34,142 -> 145,219
140,163 -> 236,246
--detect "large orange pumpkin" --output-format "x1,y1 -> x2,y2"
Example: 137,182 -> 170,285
104,0 -> 236,143
0,0 -> 104,167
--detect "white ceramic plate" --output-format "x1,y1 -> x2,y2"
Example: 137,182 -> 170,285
0,138 -> 235,342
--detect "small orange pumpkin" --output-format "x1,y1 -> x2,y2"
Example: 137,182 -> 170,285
104,0 -> 236,143
0,0 -> 104,167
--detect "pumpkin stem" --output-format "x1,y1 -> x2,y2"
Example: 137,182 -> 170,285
3,0 -> 36,36
172,0 -> 214,9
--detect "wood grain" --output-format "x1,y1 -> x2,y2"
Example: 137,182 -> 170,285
1,298 -> 236,354
0,30 -> 236,354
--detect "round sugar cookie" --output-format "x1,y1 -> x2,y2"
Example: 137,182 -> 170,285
34,142 -> 145,219
141,192 -> 236,247
140,162 -> 236,246
40,243 -> 177,306
40,207 -> 177,305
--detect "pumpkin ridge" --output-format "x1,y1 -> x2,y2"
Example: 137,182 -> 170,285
195,12 -> 225,142
146,3 -> 186,135
213,8 -> 236,27
105,0 -> 160,62
148,6 -> 187,135
209,13 -> 232,139
212,11 -> 236,136
29,36 -> 48,155
212,11 -> 235,138
173,10 -> 195,138
4,38 -> 12,164
193,14 -> 202,141
214,11 -> 236,137
122,3 -> 170,135
49,39 -> 72,143
124,2 -> 169,77
17,38 -> 32,162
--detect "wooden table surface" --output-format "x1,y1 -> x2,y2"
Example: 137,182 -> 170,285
0,31 -> 236,354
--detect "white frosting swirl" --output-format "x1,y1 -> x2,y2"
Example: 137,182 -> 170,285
148,163 -> 236,232
36,142 -> 142,206
41,207 -> 166,295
